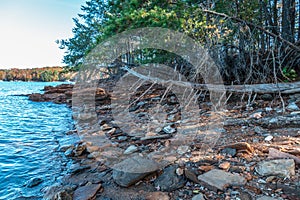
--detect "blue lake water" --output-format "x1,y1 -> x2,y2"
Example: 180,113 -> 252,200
0,81 -> 77,199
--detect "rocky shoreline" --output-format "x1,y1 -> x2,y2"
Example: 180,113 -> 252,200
29,84 -> 74,105
29,79 -> 300,200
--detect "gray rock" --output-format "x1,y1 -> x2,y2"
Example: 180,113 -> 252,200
264,135 -> 273,142
73,142 -> 86,156
112,156 -> 159,187
255,159 -> 295,178
177,145 -> 190,155
73,183 -> 102,200
64,147 -> 74,157
192,193 -> 205,200
221,147 -> 237,157
117,136 -> 128,141
197,169 -> 246,192
26,177 -> 43,188
269,118 -> 278,124
154,165 -> 187,192
287,102 -> 300,111
254,126 -> 265,134
124,145 -> 138,155
163,125 -> 176,134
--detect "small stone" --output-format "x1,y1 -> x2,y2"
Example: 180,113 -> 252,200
266,176 -> 276,183
254,126 -> 265,134
106,128 -> 116,135
73,142 -> 86,157
101,124 -> 113,131
257,179 -> 267,184
64,147 -> 74,157
117,136 -> 127,141
197,169 -> 246,192
163,125 -> 176,134
250,112 -> 262,119
265,107 -> 273,112
199,165 -> 214,172
184,169 -> 200,184
176,168 -> 184,176
221,148 -> 237,157
86,145 -> 101,154
145,192 -> 169,200
264,135 -> 273,142
73,183 -> 102,200
287,102 -> 300,111
124,145 -> 138,155
192,193 -> 205,200
230,191 -> 240,196
269,118 -> 278,123
26,177 -> 43,188
255,159 -> 295,178
177,145 -> 190,155
219,162 -> 231,171
229,166 -> 246,173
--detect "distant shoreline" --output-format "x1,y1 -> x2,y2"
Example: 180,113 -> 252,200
0,66 -> 77,82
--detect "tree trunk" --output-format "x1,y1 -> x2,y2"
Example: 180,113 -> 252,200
298,0 -> 300,40
282,0 -> 295,43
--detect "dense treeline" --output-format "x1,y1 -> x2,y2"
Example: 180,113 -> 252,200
58,0 -> 300,84
0,67 -> 77,82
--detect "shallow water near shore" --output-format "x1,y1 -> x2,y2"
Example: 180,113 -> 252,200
0,82 -> 77,199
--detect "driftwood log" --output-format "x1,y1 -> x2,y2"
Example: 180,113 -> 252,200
200,81 -> 300,94
122,66 -> 300,94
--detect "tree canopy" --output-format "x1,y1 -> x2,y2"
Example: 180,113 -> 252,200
58,0 -> 300,84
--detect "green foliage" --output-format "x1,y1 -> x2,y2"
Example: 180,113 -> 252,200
57,0 -> 107,66
40,71 -> 53,82
5,73 -> 13,81
58,0 -> 195,66
282,67 -> 298,82
58,0 -> 300,84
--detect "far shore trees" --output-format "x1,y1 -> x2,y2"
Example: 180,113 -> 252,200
58,0 -> 300,84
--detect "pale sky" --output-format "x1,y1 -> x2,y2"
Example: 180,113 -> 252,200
0,0 -> 86,69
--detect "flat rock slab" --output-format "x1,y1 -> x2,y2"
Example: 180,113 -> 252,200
255,159 -> 295,178
197,169 -> 246,192
112,156 -> 159,187
73,183 -> 102,200
154,165 -> 187,192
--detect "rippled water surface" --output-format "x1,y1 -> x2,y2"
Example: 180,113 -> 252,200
0,82 -> 76,199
